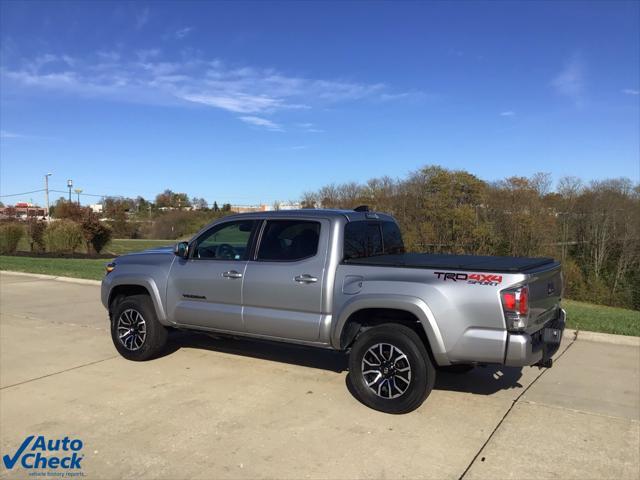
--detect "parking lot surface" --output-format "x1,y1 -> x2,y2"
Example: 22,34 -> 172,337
1,272 -> 638,479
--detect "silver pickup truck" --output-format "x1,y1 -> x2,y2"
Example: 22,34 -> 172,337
101,207 -> 565,413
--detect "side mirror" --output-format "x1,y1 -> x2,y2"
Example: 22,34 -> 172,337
174,241 -> 189,258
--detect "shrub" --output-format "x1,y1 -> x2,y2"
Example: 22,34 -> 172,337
0,222 -> 25,254
562,258 -> 587,301
107,213 -> 141,239
27,218 -> 47,252
150,210 -> 225,239
81,214 -> 112,254
44,220 -> 84,254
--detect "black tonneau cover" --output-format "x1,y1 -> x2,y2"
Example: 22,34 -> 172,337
344,253 -> 556,273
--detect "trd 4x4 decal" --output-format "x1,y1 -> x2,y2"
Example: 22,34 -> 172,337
434,272 -> 503,286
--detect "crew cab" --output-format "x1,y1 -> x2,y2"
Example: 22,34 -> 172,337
102,208 -> 565,413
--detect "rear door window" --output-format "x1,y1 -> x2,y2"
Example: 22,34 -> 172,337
382,221 -> 405,254
257,220 -> 321,261
343,221 -> 383,260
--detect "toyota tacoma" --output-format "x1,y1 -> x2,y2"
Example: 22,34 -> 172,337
102,207 -> 565,413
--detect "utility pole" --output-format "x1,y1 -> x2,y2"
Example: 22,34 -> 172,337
44,173 -> 52,221
67,179 -> 73,202
74,188 -> 83,205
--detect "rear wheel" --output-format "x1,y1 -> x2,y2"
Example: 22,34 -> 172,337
348,323 -> 435,414
110,294 -> 168,361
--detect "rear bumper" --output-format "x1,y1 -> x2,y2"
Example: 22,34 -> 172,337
504,308 -> 566,367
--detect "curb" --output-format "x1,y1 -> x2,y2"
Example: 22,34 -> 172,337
574,329 -> 640,347
0,270 -> 102,286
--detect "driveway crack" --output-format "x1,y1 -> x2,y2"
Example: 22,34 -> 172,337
458,339 -> 576,479
1,356 -> 118,390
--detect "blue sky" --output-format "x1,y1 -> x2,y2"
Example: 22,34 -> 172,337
1,1 -> 639,206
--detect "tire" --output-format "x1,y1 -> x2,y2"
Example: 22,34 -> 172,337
348,323 -> 435,414
110,294 -> 168,361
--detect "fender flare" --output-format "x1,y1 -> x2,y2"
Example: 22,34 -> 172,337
106,274 -> 168,324
331,294 -> 449,365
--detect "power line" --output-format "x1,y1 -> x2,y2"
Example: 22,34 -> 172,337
49,189 -> 115,198
1,187 -> 277,205
0,189 -> 46,198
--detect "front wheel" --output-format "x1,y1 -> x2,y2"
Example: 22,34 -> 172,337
110,294 -> 168,361
348,323 -> 435,414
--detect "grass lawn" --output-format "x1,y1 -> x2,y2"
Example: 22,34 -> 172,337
16,237 -> 173,255
563,299 -> 639,337
3,239 -> 172,281
0,255 -> 110,280
105,238 -> 174,255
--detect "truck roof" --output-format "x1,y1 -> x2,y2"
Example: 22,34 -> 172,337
223,208 -> 397,222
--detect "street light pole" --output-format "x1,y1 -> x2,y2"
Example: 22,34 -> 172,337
67,179 -> 73,202
44,173 -> 52,221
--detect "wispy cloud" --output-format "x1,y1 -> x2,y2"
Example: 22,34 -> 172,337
182,93 -> 285,114
551,53 -> 585,105
0,130 -> 53,140
0,130 -> 24,139
499,111 -> 515,117
97,50 -> 120,62
279,145 -> 308,151
135,8 -> 150,29
622,88 -> 639,95
379,92 -> 411,101
295,122 -> 323,133
238,116 -> 283,131
1,50 -> 421,130
135,48 -> 161,61
174,27 -> 193,40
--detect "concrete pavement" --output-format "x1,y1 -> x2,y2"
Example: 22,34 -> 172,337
1,272 -> 638,479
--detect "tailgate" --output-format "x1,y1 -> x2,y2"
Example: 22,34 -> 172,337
526,262 -> 563,332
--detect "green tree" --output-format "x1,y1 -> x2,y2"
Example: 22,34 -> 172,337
27,218 -> 46,252
155,189 -> 191,209
81,212 -> 112,254
51,198 -> 86,221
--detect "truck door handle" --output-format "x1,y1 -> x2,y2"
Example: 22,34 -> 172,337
222,270 -> 243,279
294,274 -> 318,284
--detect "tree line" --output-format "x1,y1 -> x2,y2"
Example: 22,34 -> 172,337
48,190 -> 233,239
302,166 -> 639,310
4,167 -> 637,309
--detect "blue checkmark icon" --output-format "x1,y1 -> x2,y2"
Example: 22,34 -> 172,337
3,436 -> 34,469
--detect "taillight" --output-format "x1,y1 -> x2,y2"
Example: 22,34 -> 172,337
518,286 -> 529,315
501,286 -> 529,331
502,292 -> 516,310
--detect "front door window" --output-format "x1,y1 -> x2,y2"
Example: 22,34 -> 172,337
192,220 -> 256,260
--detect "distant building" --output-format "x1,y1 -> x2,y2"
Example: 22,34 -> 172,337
89,203 -> 103,214
230,204 -> 270,213
275,202 -> 302,210
0,203 -> 46,219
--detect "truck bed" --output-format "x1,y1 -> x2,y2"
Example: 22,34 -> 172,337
343,253 -> 556,273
